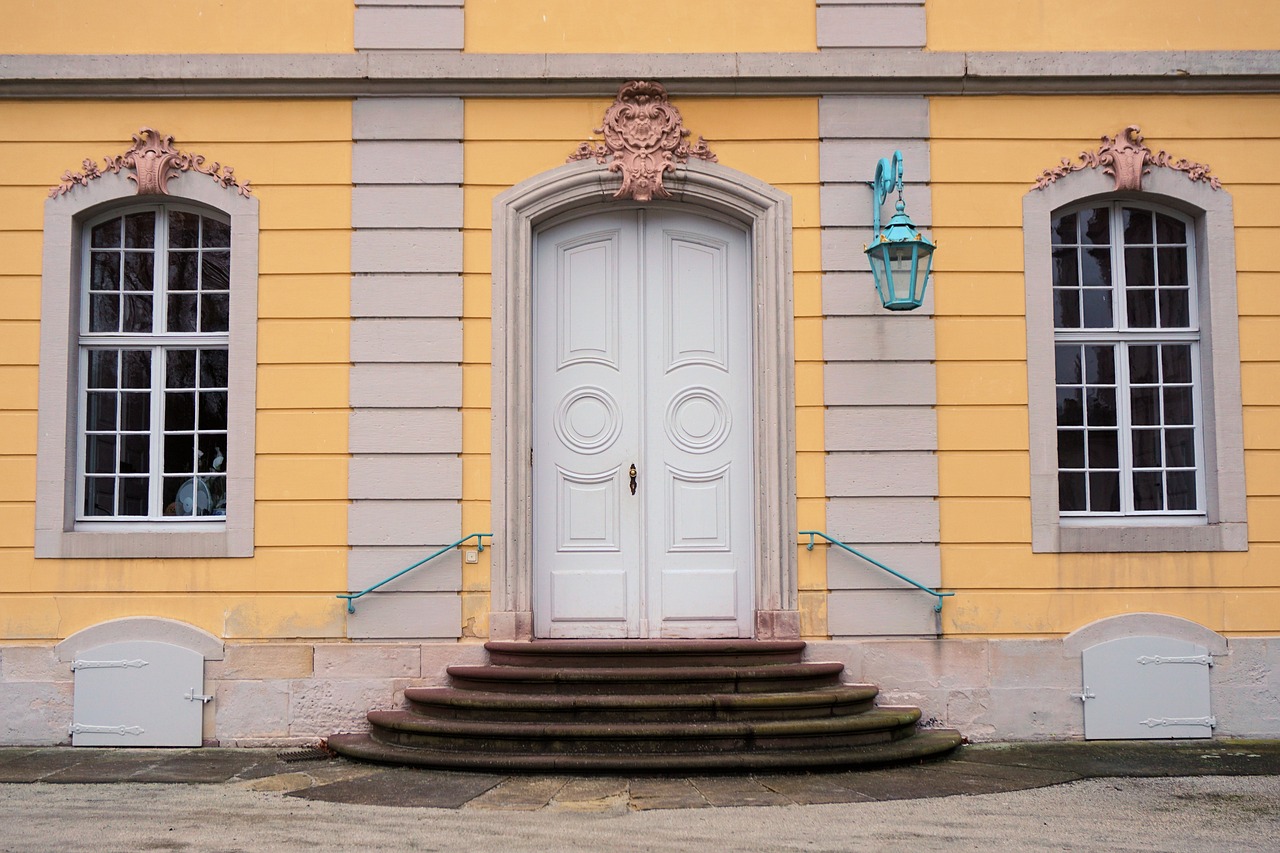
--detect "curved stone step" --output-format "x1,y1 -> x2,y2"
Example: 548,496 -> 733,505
445,661 -> 847,695
484,639 -> 808,669
328,728 -> 964,772
402,685 -> 880,722
365,706 -> 922,754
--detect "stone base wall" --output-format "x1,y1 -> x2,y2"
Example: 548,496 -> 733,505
2,636 -> 1276,746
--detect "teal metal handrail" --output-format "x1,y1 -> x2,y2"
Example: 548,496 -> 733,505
337,533 -> 492,614
800,530 -> 954,613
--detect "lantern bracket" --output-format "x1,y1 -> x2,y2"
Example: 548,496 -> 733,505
869,150 -> 905,236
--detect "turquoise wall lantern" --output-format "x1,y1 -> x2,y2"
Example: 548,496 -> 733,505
865,151 -> 935,311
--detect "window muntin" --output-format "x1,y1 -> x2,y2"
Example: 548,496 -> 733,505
77,205 -> 230,522
1051,202 -> 1204,517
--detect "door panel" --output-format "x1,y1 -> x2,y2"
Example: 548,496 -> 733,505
534,208 -> 751,638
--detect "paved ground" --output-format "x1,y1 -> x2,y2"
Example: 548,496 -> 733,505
1,741 -> 1278,851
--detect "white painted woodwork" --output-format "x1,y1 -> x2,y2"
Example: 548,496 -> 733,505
533,209 -> 753,638
71,640 -> 205,747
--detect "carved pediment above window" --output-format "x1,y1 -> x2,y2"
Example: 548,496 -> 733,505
1034,125 -> 1221,192
50,127 -> 253,199
568,81 -> 717,202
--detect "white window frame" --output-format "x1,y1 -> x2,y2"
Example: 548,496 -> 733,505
1024,168 -> 1247,553
36,171 -> 258,558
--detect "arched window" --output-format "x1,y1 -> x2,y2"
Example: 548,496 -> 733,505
1024,167 -> 1246,553
36,169 -> 257,558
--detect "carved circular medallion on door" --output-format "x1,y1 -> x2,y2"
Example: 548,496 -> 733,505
554,386 -> 622,454
666,387 -> 731,454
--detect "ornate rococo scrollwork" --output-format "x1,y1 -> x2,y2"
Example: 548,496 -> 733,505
50,127 -> 253,199
568,81 -> 717,202
1034,125 -> 1221,192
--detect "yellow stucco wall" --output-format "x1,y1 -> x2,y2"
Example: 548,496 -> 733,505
464,0 -> 817,53
927,0 -> 1280,51
461,97 -> 827,637
1,0 -> 354,54
0,100 -> 352,640
930,95 -> 1280,637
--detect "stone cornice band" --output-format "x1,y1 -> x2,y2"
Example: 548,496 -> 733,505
3,51 -> 1280,97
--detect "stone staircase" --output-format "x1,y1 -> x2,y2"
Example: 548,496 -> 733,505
328,640 -> 962,772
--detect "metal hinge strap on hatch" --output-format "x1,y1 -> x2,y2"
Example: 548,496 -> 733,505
185,688 -> 214,704
70,723 -> 146,736
1136,654 -> 1213,666
1138,716 -> 1217,729
71,658 -> 148,671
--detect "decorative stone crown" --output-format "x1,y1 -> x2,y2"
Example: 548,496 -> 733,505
568,81 -> 717,202
1035,125 -> 1221,192
51,127 -> 252,198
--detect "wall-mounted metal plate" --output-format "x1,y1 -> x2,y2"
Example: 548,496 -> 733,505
1081,635 -> 1212,740
71,640 -> 206,747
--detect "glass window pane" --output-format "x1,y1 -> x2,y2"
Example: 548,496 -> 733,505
1126,289 -> 1156,327
1057,388 -> 1083,426
87,350 -> 118,389
168,294 -> 198,333
1082,248 -> 1112,287
199,434 -> 227,473
203,217 -> 231,248
1055,345 -> 1082,384
1162,345 -> 1193,383
86,391 -> 117,430
1158,289 -> 1190,328
1133,472 -> 1164,511
91,218 -> 122,248
199,391 -> 228,432
1058,429 -> 1084,468
163,476 -> 190,516
86,435 -> 116,474
169,210 -> 201,249
123,252 -> 154,292
1052,248 -> 1079,287
1164,386 -> 1194,425
202,252 -> 230,290
1082,207 -> 1110,245
1124,247 -> 1155,287
1130,387 -> 1160,425
1123,207 -> 1153,243
1085,345 -> 1115,384
120,391 -> 150,432
164,391 -> 196,431
89,293 -> 119,333
1087,388 -> 1116,426
1166,428 -> 1197,467
1088,429 -> 1119,468
1129,345 -> 1158,383
164,433 -> 195,475
1166,470 -> 1197,511
1053,289 -> 1081,328
121,350 -> 151,388
1052,212 -> 1077,246
118,477 -> 149,515
90,252 -> 119,291
1157,247 -> 1189,286
200,350 -> 229,389
200,293 -> 230,333
168,252 -> 198,291
84,476 -> 115,516
124,212 -> 155,249
120,434 -> 150,474
1132,428 -> 1162,467
1090,471 -> 1120,512
1059,472 -> 1086,511
121,294 -> 153,334
166,349 -> 196,389
1156,213 -> 1186,244
1082,289 -> 1113,328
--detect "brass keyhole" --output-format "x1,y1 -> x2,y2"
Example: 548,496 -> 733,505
629,464 -> 638,495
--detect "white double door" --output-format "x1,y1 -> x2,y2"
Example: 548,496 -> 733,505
533,208 -> 754,638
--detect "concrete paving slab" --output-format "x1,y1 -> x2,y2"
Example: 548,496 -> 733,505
955,740 -> 1280,778
133,749 -> 274,783
755,772 -> 878,805
627,777 -> 710,810
0,749 -> 89,782
549,776 -> 629,812
459,774 -> 569,810
689,776 -> 794,807
289,766 -> 504,808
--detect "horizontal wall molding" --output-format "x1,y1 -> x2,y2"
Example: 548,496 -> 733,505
4,52 -> 1280,97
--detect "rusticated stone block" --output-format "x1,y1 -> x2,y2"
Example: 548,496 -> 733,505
206,643 -> 314,680
0,646 -> 71,682
861,638 -> 991,691
989,640 -> 1081,689
313,643 -> 422,678
421,642 -> 485,684
0,681 -> 73,745
213,680 -> 291,740
289,679 -> 396,736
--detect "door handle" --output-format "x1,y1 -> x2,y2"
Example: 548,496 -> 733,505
629,464 -> 638,495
